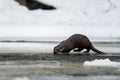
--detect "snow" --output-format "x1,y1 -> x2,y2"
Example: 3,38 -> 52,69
84,58 -> 120,68
0,0 -> 120,39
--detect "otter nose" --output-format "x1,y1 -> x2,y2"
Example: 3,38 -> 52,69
53,48 -> 58,54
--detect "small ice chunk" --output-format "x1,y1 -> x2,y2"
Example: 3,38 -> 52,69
84,58 -> 120,68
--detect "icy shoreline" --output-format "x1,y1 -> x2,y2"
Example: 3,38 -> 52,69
0,41 -> 120,54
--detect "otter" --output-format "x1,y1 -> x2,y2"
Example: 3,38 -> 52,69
54,34 -> 106,54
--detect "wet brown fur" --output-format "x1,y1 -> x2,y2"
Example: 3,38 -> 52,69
54,34 -> 106,54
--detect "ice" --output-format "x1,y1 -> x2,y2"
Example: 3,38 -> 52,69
0,61 -> 62,68
84,58 -> 120,68
0,42 -> 119,53
14,75 -> 120,80
15,77 -> 29,80
0,42 -> 55,53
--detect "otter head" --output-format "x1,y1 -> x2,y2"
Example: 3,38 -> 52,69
53,41 -> 73,54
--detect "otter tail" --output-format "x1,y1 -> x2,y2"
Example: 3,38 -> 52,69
91,44 -> 106,54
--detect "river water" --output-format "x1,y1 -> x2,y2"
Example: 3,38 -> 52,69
0,59 -> 120,80
0,42 -> 120,80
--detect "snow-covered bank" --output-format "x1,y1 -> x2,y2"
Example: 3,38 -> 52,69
84,58 -> 120,68
1,0 -> 120,25
0,0 -> 120,38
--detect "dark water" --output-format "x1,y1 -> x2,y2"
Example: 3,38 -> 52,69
0,53 -> 120,62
